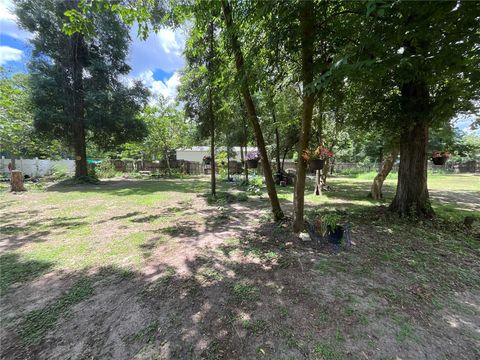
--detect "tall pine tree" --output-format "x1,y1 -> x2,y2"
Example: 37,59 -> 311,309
15,0 -> 148,177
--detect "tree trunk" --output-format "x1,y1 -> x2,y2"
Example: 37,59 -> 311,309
293,0 -> 315,232
244,132 -> 249,185
370,146 -> 399,200
227,147 -> 230,180
208,20 -> 216,197
71,33 -> 87,178
222,0 -> 283,220
389,122 -> 433,216
72,121 -> 87,178
282,147 -> 289,171
10,170 -> 26,192
270,102 -> 281,172
314,170 -> 321,196
275,126 -> 281,172
10,156 -> 16,171
321,158 -> 330,185
164,148 -> 171,175
390,80 -> 433,216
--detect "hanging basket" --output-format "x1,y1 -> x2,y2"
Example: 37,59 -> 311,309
246,159 -> 259,169
309,159 -> 325,171
432,156 -> 447,165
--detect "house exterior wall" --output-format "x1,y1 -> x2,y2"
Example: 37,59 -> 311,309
176,147 -> 258,163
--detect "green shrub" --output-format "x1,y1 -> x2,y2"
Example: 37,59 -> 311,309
49,164 -> 70,180
95,161 -> 117,179
236,192 -> 248,202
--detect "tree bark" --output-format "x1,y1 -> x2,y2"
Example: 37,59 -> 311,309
321,157 -> 330,185
389,80 -> 434,217
222,0 -> 283,220
293,0 -> 315,232
10,170 -> 26,192
275,126 -> 281,172
227,147 -> 230,180
270,101 -> 281,172
369,146 -> 398,200
314,170 -> 321,196
281,149 -> 287,171
71,33 -> 87,178
164,147 -> 171,175
208,20 -> 216,197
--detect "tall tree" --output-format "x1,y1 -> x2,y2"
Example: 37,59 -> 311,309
138,96 -> 188,169
178,2 -> 224,196
221,0 -> 284,221
363,1 -> 480,216
292,0 -> 316,232
15,0 -> 148,178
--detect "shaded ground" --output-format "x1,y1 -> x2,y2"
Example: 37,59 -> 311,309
1,175 -> 479,359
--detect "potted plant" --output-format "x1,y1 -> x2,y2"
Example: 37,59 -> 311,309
303,145 -> 334,171
321,213 -> 344,245
203,155 -> 211,165
246,151 -> 260,169
432,151 -> 449,165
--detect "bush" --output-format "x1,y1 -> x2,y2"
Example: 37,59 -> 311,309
95,161 -> 117,179
49,164 -> 70,180
236,192 -> 248,202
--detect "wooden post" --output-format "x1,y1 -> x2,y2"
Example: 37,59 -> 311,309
314,169 -> 322,195
10,170 -> 26,192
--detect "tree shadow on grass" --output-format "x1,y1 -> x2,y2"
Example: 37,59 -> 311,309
0,253 -> 54,293
160,222 -> 201,238
0,214 -> 88,252
1,234 -> 311,359
46,179 -> 210,196
2,214 -> 479,360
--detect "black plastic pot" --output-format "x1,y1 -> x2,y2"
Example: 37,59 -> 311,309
328,225 -> 344,245
309,159 -> 325,171
246,159 -> 259,169
432,156 -> 447,165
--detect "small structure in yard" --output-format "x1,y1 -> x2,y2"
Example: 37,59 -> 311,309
10,170 -> 26,192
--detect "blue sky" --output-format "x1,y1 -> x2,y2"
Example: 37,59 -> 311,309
0,0 -> 185,99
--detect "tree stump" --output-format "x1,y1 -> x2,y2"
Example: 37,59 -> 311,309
10,170 -> 26,192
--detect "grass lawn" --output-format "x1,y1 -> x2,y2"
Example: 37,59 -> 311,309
0,174 -> 479,359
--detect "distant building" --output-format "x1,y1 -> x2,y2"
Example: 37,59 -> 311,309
176,146 -> 258,163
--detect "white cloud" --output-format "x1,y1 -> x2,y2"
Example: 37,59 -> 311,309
0,0 -> 187,88
128,25 -> 185,76
0,0 -> 15,21
157,29 -> 182,55
0,45 -> 22,65
134,70 -> 181,102
0,0 -> 32,40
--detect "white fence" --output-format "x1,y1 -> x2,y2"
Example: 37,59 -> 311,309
0,157 -> 75,177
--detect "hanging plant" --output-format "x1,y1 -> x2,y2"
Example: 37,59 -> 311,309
432,151 -> 449,165
246,151 -> 260,169
303,145 -> 334,170
203,155 -> 212,164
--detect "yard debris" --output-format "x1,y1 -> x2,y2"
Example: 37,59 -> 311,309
299,232 -> 311,242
